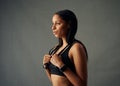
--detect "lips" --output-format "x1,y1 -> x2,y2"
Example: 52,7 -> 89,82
53,31 -> 57,34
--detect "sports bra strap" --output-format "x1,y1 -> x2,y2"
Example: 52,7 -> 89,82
58,44 -> 70,56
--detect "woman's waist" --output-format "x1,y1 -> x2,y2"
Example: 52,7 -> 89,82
51,74 -> 73,86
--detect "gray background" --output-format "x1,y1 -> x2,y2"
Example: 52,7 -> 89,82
0,0 -> 120,86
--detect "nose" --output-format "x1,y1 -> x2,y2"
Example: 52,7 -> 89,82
52,24 -> 56,30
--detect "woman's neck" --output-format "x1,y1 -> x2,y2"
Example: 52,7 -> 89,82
61,38 -> 68,47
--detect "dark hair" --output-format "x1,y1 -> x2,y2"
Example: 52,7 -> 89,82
55,9 -> 78,46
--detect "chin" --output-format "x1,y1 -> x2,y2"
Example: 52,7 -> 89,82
54,35 -> 61,38
54,36 -> 59,38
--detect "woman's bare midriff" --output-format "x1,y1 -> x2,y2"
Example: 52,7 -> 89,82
51,74 -> 73,86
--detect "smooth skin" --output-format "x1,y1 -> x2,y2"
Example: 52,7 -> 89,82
43,14 -> 87,86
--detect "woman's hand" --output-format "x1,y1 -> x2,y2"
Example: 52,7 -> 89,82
50,54 -> 64,68
43,54 -> 51,65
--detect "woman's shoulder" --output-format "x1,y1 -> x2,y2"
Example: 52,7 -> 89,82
71,40 -> 84,51
71,39 -> 84,48
70,39 -> 88,58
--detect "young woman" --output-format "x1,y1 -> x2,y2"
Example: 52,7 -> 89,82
43,9 -> 88,86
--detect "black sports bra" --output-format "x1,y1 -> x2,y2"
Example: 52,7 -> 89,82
48,40 -> 88,76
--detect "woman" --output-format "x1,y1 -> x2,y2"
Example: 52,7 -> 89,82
43,9 -> 88,86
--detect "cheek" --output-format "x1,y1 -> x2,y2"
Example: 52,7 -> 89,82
56,24 -> 69,37
61,26 -> 69,34
59,28 -> 68,37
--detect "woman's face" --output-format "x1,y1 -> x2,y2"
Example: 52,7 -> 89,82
52,14 -> 69,38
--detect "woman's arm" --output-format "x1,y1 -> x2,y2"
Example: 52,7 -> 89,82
63,43 -> 88,86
